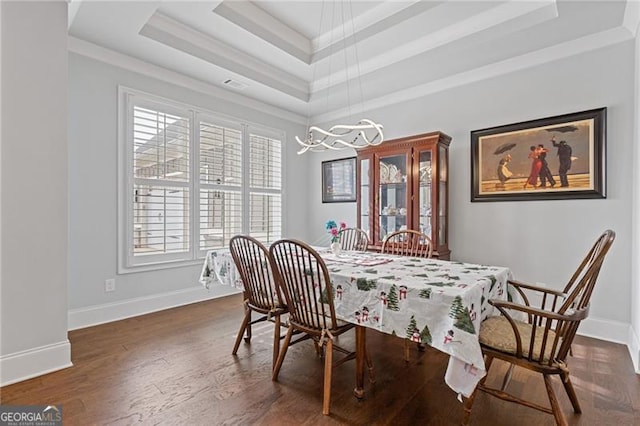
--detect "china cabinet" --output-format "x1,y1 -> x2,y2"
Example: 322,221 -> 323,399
356,131 -> 452,259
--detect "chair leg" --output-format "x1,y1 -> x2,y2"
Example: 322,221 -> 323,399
272,327 -> 293,381
366,347 -> 376,384
462,390 -> 476,426
543,374 -> 568,426
561,372 -> 582,414
403,339 -> 410,362
232,308 -> 251,355
271,314 -> 281,372
462,356 -> 494,426
244,309 -> 252,342
322,338 -> 334,415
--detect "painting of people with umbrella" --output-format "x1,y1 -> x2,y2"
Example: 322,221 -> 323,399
471,108 -> 606,201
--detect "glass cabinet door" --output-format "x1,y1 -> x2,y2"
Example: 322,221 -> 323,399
359,158 -> 371,240
356,131 -> 451,258
438,145 -> 448,248
377,153 -> 408,243
416,150 -> 432,241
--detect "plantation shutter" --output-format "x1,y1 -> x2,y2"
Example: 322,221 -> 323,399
199,119 -> 243,250
132,105 -> 190,258
249,132 -> 282,245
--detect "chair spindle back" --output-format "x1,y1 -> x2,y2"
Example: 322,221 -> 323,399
381,229 -> 433,258
269,239 -> 339,334
229,235 -> 283,311
338,228 -> 369,251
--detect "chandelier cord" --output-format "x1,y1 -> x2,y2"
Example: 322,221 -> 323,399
296,0 -> 384,154
349,0 -> 366,120
340,0 -> 353,123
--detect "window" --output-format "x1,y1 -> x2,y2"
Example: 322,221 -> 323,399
119,88 -> 283,271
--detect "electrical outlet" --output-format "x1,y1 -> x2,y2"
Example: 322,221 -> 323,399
105,279 -> 116,292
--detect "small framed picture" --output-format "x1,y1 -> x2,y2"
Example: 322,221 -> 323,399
322,157 -> 356,203
471,107 -> 606,202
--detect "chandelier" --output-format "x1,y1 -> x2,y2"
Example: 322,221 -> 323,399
296,1 -> 384,154
296,119 -> 384,154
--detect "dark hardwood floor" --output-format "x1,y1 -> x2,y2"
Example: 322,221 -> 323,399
2,294 -> 638,425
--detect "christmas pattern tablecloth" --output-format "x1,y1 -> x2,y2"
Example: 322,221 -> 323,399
200,248 -> 511,396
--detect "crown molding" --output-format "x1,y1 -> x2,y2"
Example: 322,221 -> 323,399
623,0 -> 640,37
313,26 -> 632,124
311,0 -> 425,63
140,11 -> 310,102
68,0 -> 81,30
67,36 -> 308,125
214,1 -> 311,64
310,0 -> 558,94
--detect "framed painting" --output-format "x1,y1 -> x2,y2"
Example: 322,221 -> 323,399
322,157 -> 356,203
471,107 -> 606,202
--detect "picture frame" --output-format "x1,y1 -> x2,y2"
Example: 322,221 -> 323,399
471,107 -> 606,202
322,157 -> 356,203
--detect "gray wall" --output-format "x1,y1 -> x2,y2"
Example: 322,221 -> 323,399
632,27 -> 640,371
68,53 -> 309,311
308,42 -> 635,336
1,1 -> 70,384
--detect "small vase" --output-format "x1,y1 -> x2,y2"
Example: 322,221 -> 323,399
330,241 -> 341,255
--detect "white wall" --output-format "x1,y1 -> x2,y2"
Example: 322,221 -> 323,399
309,42 -> 635,344
67,53 -> 310,325
631,22 -> 640,372
0,1 -> 71,385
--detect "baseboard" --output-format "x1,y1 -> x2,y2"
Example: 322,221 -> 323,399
0,340 -> 72,387
68,285 -> 241,331
629,325 -> 640,373
578,316 -> 629,344
572,317 -> 639,374
67,290 -> 639,373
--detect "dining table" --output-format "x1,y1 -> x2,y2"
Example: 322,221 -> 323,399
200,246 -> 512,398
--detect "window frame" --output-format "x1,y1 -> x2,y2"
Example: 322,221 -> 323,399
118,86 -> 285,273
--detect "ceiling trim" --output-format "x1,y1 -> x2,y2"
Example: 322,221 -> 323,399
213,0 -> 424,66
313,26 -> 632,124
213,1 -> 312,64
67,36 -> 308,125
140,11 -> 310,102
310,0 -> 558,94
68,0 -> 81,30
623,0 -> 640,36
311,0 -> 426,63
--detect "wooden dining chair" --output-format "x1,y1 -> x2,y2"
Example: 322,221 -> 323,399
381,229 -> 433,258
382,229 -> 433,361
462,229 -> 615,426
338,227 -> 369,251
229,235 -> 289,371
269,239 -> 374,415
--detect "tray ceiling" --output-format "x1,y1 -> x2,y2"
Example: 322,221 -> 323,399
69,1 -> 632,123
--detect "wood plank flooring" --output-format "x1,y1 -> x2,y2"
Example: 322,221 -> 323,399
2,294 -> 638,425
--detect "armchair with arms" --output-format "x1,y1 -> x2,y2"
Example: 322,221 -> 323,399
462,229 -> 615,426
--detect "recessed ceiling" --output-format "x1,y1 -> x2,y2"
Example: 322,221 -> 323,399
68,1 -> 632,123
